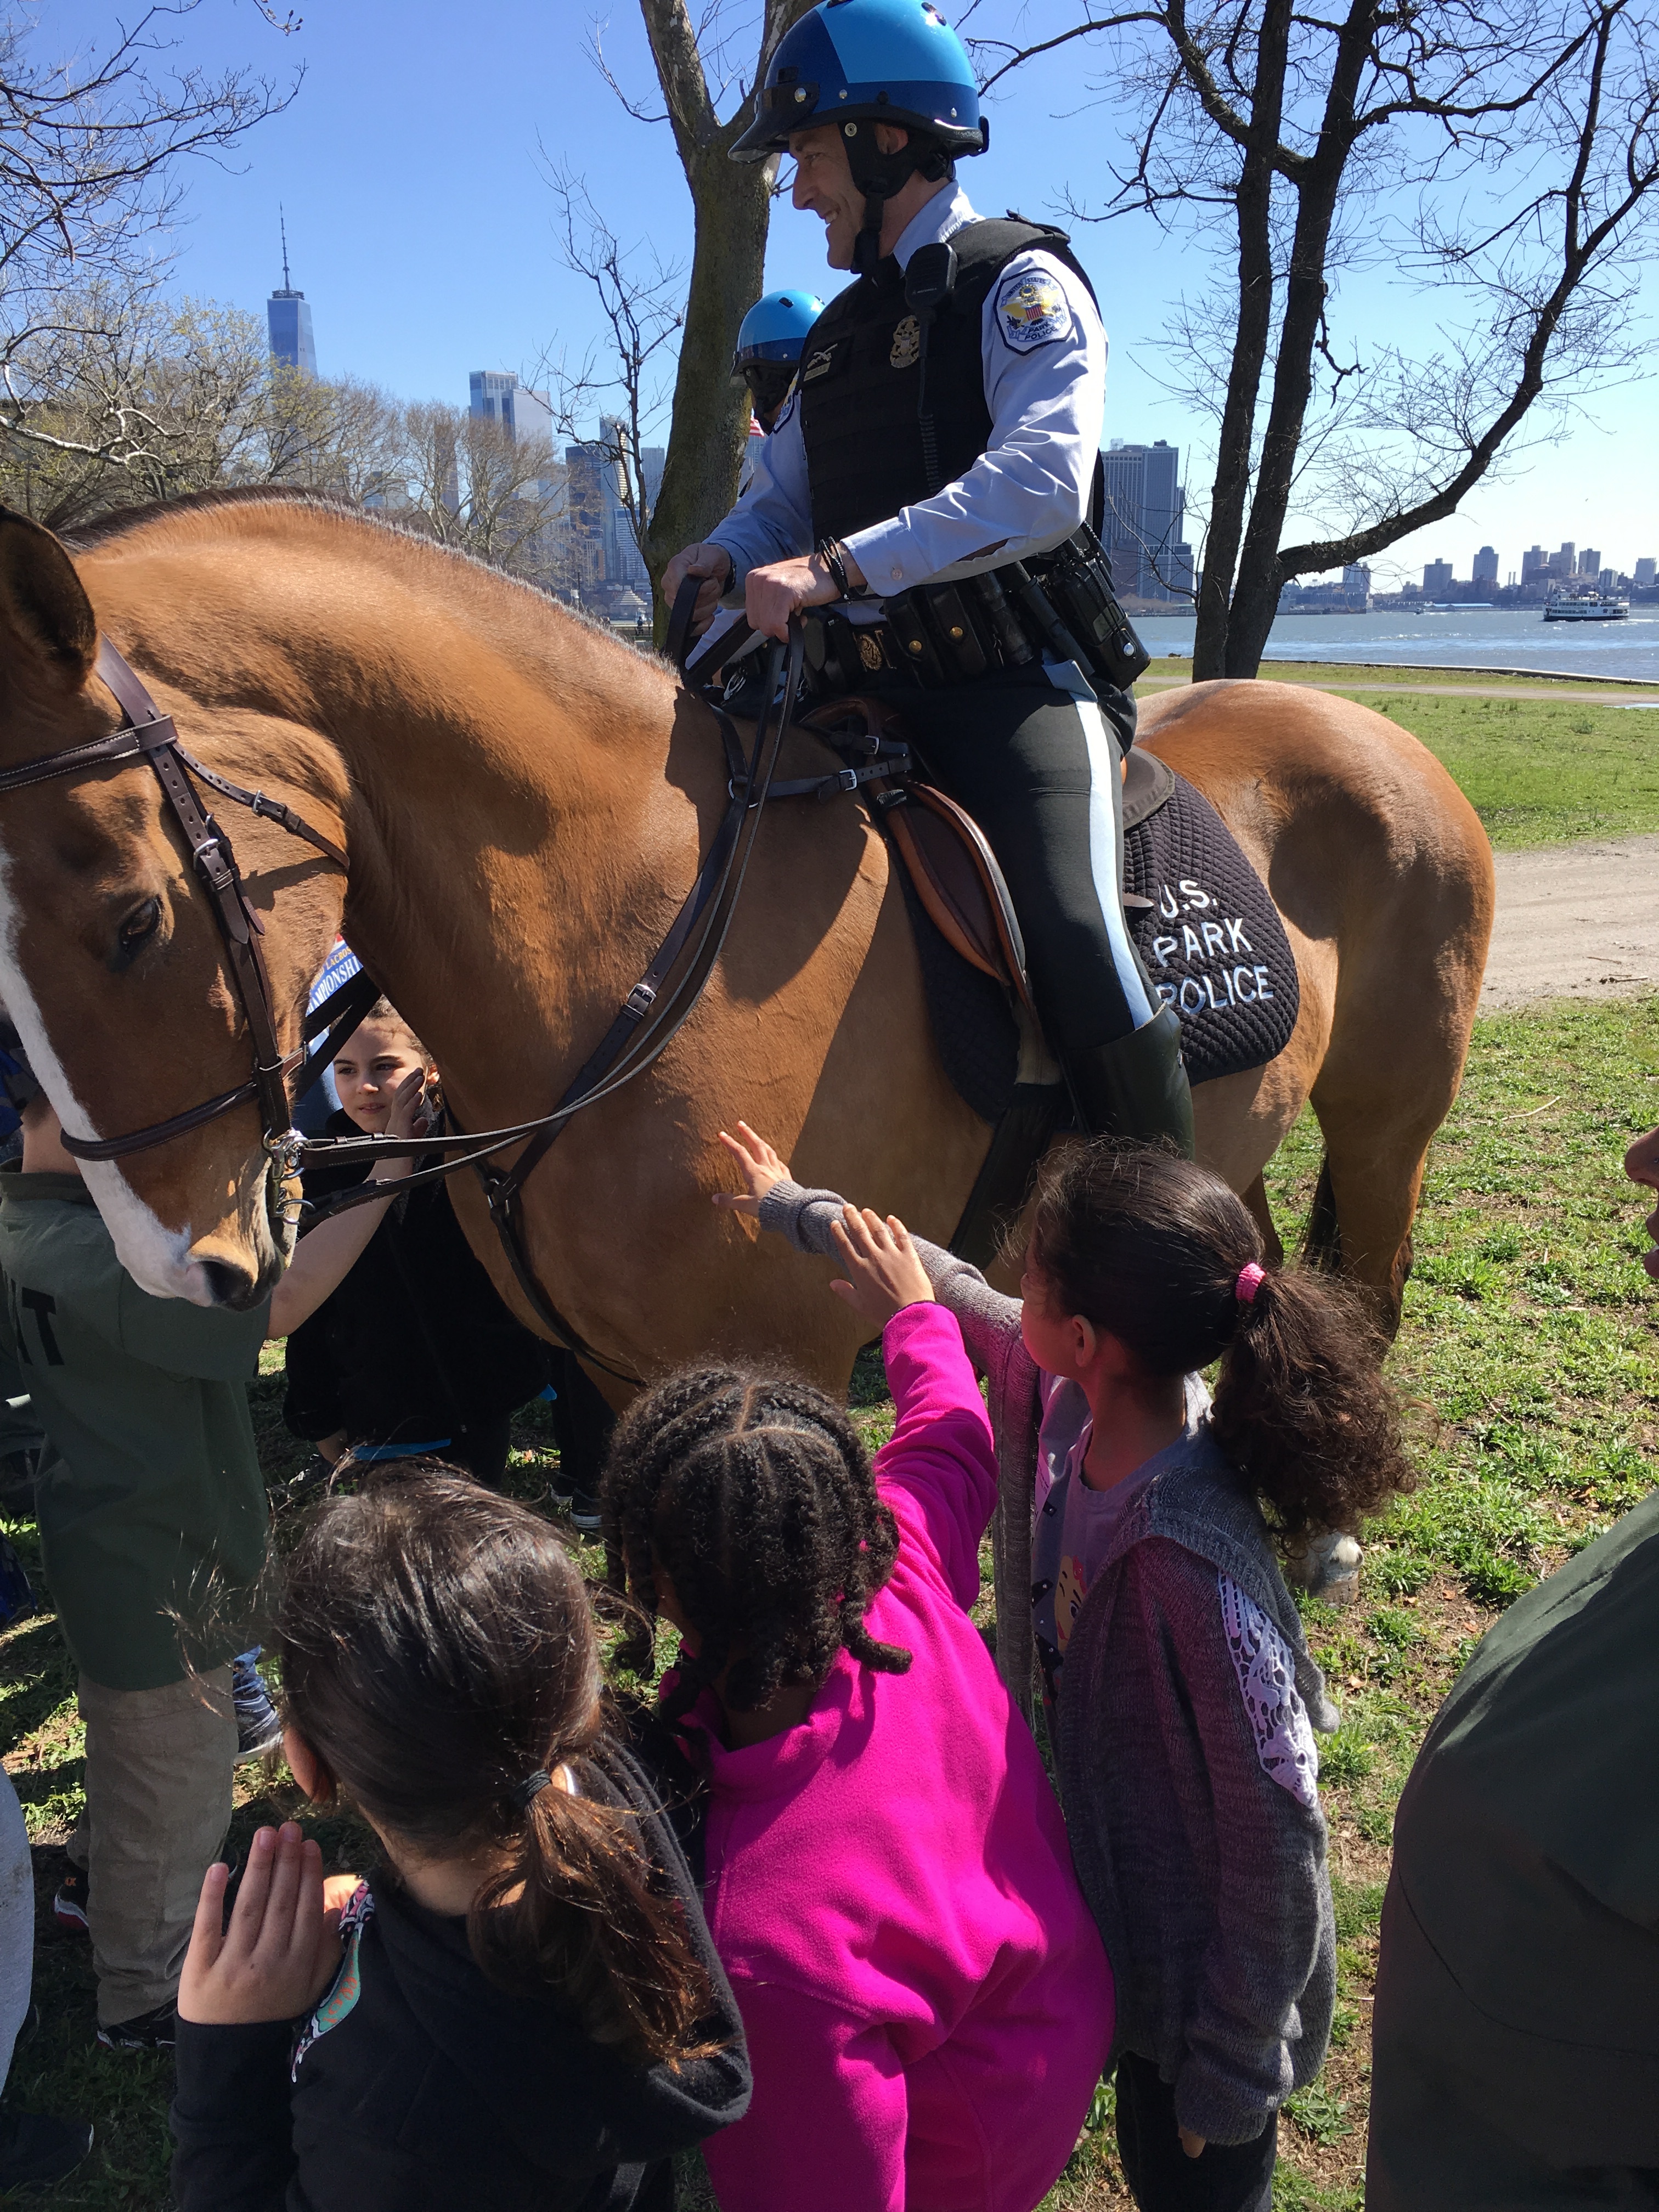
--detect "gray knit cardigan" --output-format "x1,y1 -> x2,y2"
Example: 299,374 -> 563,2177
759,1179 -> 1339,2145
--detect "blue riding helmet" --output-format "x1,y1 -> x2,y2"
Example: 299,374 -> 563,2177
732,289 -> 828,370
731,0 -> 987,163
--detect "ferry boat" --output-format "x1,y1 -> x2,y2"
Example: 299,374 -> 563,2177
1544,588 -> 1630,620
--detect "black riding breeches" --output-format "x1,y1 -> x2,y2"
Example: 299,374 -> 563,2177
888,662 -> 1155,1059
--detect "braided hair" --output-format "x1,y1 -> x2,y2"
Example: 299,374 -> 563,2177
603,1367 -> 912,1718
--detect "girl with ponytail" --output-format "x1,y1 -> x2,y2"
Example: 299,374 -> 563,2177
170,1470 -> 750,2212
722,1124 -> 1414,2212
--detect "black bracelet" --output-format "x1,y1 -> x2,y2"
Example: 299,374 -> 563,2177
815,536 -> 868,601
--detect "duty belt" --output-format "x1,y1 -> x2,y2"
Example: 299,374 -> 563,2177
799,525 -> 1152,701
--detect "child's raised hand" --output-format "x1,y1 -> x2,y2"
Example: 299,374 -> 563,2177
178,1822 -> 343,2026
713,1122 -> 792,1216
829,1206 -> 935,1327
382,1066 -> 430,1143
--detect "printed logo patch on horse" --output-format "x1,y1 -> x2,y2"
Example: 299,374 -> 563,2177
1124,770 -> 1299,1086
995,270 -> 1071,351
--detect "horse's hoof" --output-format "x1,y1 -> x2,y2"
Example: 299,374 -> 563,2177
1288,1531 -> 1363,1606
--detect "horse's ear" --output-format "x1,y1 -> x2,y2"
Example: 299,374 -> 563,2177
0,506 -> 97,691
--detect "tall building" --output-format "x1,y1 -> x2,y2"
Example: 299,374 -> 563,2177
1636,557 -> 1657,586
1579,548 -> 1601,577
1521,545 -> 1549,580
266,213 -> 317,376
1548,541 -> 1576,578
469,371 -> 554,448
1099,439 -> 1187,600
1423,558 -> 1454,596
1471,545 -> 1499,585
563,419 -> 663,602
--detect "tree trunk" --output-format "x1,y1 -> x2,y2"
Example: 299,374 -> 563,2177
1223,0 -> 1377,675
642,150 -> 773,622
637,0 -> 816,640
1189,0 -> 1295,681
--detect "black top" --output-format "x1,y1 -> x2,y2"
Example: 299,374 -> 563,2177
799,216 -> 1094,545
170,1745 -> 752,2212
283,1110 -> 550,1447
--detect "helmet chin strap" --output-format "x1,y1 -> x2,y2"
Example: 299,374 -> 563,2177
842,120 -> 929,278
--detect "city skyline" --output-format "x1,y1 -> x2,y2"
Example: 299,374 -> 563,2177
46,0 -> 1652,600
270,242 -> 1649,603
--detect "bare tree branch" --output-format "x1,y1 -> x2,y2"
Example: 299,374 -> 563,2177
991,0 -> 1659,673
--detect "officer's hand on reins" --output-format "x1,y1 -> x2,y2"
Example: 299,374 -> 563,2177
662,542 -> 735,640
745,546 -> 868,641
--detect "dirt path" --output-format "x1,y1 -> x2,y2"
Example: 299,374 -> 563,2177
1482,834 -> 1659,1008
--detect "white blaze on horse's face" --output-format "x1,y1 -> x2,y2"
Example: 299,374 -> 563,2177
0,848 -> 216,1303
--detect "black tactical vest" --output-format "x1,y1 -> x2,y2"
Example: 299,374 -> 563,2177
799,216 -> 1097,547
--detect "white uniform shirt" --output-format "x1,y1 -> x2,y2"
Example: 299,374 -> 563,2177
708,184 -> 1107,599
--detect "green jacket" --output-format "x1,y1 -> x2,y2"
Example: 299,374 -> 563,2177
1369,1488 -> 1659,2201
0,1167 -> 270,1691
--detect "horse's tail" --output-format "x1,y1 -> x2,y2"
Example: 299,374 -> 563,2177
1301,1154 -> 1342,1273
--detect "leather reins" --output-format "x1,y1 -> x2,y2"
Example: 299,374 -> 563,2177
0,600 -> 888,1383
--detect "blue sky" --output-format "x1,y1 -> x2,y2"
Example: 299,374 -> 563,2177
48,0 -> 1659,585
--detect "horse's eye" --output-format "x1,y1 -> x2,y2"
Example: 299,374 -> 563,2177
117,898 -> 161,957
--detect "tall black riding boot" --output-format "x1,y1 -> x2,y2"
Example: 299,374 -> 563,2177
1064,1004 -> 1195,1156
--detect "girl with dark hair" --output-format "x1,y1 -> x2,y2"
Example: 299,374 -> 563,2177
723,1123 -> 1414,2212
169,1472 -> 750,2212
603,1302 -> 1114,2209
283,998 -> 608,1499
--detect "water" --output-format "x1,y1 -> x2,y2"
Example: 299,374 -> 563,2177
1133,605 -> 1659,684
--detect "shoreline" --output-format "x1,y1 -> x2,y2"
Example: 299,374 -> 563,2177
1139,656 -> 1659,692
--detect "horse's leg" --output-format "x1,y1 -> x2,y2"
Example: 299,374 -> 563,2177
1304,1105 -> 1438,1337
1308,917 -> 1486,1337
1241,1173 -> 1284,1266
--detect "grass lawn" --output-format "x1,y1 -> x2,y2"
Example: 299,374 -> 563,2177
1137,662 -> 1659,851
3,994 -> 1656,2208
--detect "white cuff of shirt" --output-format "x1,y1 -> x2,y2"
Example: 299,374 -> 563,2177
843,518 -> 918,594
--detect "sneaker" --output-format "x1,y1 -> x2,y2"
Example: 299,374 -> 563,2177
232,1652 -> 283,1763
95,2001 -> 176,2052
568,1492 -> 603,1534
51,1864 -> 88,1937
0,2106 -> 94,2187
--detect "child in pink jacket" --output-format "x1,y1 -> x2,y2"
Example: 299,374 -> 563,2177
601,1164 -> 1113,2212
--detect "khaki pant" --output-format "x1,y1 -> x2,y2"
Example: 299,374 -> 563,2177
65,1668 -> 236,2027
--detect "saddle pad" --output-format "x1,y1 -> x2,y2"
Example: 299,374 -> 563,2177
1124,765 -> 1299,1085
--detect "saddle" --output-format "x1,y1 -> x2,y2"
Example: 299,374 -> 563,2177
742,690 -> 1299,1265
798,694 -> 1177,1015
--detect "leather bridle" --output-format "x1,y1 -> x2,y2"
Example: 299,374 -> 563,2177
0,603 -> 899,1380
0,641 -> 359,1170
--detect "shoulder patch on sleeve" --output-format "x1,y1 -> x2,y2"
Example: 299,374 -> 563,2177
1217,1572 -> 1321,1809
995,266 -> 1074,352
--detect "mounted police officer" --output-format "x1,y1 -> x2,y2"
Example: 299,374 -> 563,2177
664,0 -> 1193,1152
734,287 -> 826,436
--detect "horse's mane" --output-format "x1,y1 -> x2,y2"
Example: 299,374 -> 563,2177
65,486 -> 663,673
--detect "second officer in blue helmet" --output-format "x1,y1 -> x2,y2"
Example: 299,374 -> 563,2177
734,287 -> 826,435
665,0 -> 1192,1151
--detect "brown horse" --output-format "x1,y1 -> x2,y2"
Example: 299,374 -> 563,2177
0,494 -> 1492,1392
